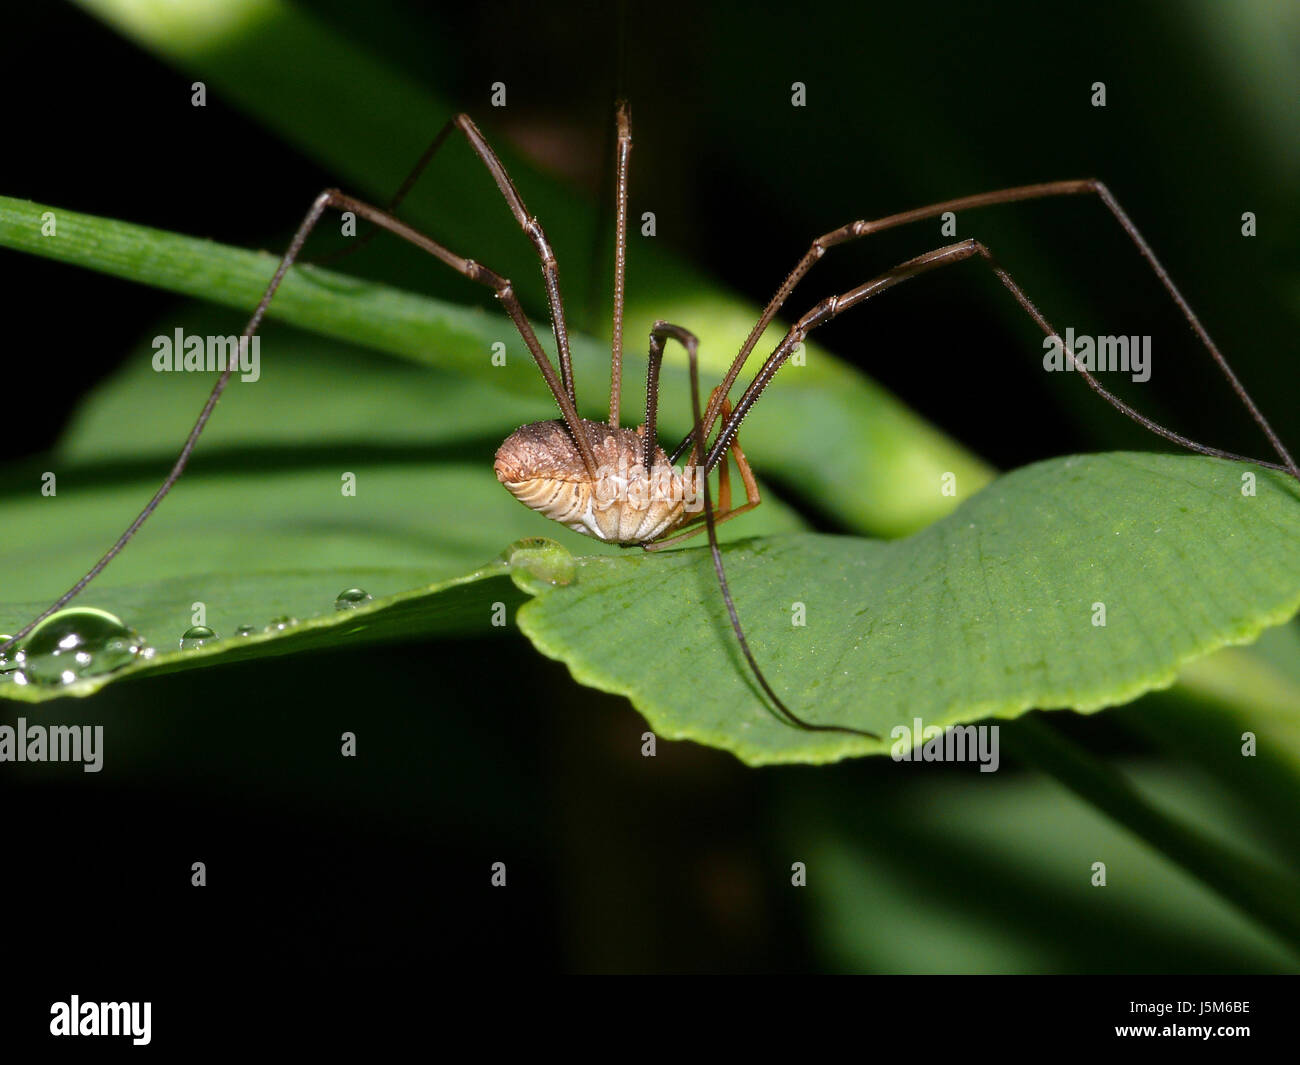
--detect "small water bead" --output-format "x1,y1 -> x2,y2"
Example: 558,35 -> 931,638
234,625 -> 256,637
14,608 -> 146,687
0,636 -> 15,684
179,625 -> 218,651
264,616 -> 299,633
334,588 -> 372,611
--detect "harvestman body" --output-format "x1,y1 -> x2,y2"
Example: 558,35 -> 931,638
4,103 -> 1296,740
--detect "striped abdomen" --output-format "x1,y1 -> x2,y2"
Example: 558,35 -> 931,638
494,419 -> 697,544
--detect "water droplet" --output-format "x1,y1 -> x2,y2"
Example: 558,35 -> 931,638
11,608 -> 146,687
334,587 -> 372,611
179,625 -> 218,651
503,537 -> 576,591
264,616 -> 298,633
0,636 -> 16,683
234,624 -> 256,637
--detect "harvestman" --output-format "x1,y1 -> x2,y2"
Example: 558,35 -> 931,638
3,103 -> 1296,739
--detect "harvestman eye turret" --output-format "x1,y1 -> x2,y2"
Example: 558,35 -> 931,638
3,103 -> 1296,740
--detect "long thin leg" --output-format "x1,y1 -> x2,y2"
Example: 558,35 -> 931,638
674,180 -> 1297,481
0,188 -> 599,654
645,393 -> 762,550
306,119 -> 459,267
608,100 -> 632,428
642,324 -> 666,474
706,239 -> 1296,478
308,113 -> 582,406
715,409 -> 733,514
451,114 -> 582,407
649,321 -> 878,740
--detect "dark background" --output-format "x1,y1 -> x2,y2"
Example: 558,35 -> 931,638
0,0 -> 1295,1019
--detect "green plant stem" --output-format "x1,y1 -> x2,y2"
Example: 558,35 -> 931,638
1004,715 -> 1300,956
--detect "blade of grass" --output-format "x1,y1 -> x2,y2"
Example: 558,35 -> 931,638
1005,715 -> 1300,957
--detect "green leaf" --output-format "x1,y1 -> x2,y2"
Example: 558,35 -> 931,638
0,316 -> 804,700
515,454 -> 1300,765
2,308 -> 1295,761
1,251 -> 1296,769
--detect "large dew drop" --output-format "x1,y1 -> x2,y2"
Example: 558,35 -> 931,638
11,608 -> 148,687
0,635 -> 16,681
179,625 -> 218,651
334,588 -> 372,611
